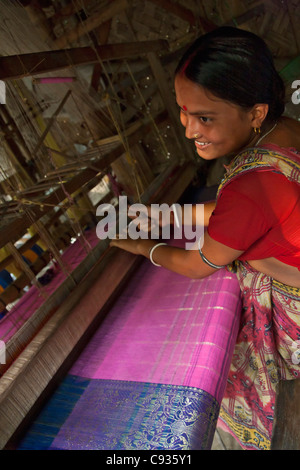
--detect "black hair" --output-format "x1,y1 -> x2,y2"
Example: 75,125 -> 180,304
175,27 -> 285,124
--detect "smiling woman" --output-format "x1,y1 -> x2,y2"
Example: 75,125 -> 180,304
174,73 -> 264,160
175,26 -> 285,123
110,26 -> 300,450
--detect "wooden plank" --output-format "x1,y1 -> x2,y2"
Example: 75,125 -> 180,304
0,40 -> 169,81
54,0 -> 128,48
272,379 -> 300,449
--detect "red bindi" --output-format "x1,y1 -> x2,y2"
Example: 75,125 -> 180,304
182,105 -> 187,111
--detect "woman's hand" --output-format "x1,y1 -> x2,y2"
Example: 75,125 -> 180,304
127,204 -> 174,238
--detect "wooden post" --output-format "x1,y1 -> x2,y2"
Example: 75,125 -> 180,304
6,242 -> 43,291
272,379 -> 300,449
0,40 -> 169,80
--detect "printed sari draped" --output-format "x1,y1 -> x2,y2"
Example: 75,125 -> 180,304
217,145 -> 300,450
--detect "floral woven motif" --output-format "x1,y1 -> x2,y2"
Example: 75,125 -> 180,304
18,376 -> 220,450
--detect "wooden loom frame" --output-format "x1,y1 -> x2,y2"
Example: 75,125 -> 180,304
2,0 -> 298,447
0,160 -> 195,449
0,31 -> 200,447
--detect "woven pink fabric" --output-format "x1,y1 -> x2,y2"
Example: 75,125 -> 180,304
1,229 -> 242,404
71,258 -> 242,404
0,230 -> 99,341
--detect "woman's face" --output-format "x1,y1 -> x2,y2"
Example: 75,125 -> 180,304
174,74 -> 256,160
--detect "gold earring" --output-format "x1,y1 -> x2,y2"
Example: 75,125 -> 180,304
254,127 -> 261,134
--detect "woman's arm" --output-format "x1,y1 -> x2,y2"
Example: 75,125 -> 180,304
109,231 -> 243,279
201,201 -> 216,226
142,200 -> 216,229
171,201 -> 216,227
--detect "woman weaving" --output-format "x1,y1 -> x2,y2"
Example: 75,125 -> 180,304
110,27 -> 300,450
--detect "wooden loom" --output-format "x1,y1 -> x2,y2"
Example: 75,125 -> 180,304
0,1 -> 200,448
0,0 -> 300,450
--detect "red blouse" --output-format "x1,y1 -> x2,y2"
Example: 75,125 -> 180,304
207,167 -> 300,269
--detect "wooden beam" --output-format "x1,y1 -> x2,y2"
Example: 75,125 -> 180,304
272,379 -> 300,449
54,0 -> 128,48
0,40 -> 169,81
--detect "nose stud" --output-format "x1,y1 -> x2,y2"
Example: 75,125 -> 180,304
193,133 -> 200,139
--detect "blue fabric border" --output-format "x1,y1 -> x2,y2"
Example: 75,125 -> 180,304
18,377 -> 219,450
18,375 -> 91,450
